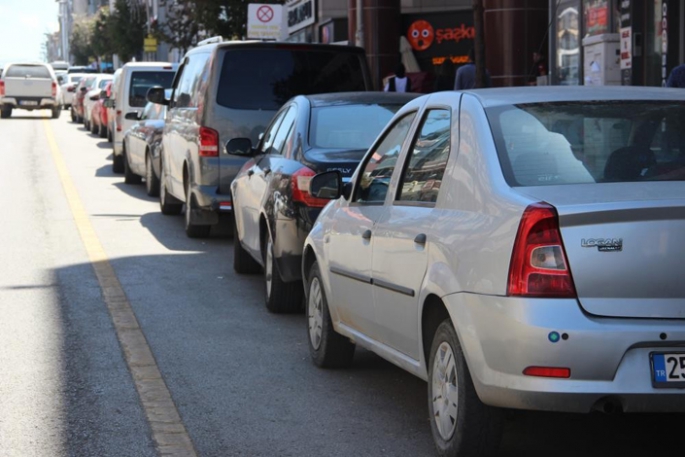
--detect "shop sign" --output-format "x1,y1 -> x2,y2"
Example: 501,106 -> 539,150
247,4 -> 286,40
402,11 -> 474,71
287,0 -> 315,34
144,35 -> 157,53
620,27 -> 631,70
584,0 -> 609,36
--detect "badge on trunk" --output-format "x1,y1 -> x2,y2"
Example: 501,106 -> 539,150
581,238 -> 623,252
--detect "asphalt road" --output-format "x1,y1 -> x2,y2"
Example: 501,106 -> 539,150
0,110 -> 682,457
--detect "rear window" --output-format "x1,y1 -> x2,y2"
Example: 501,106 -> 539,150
129,71 -> 175,107
71,76 -> 83,83
310,104 -> 403,149
217,48 -> 367,110
5,65 -> 51,78
487,101 -> 685,186
99,79 -> 111,89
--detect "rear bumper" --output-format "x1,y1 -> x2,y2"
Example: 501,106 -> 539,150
190,184 -> 233,225
445,293 -> 685,413
2,97 -> 57,109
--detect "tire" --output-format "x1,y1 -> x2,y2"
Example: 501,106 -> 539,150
307,261 -> 355,368
112,152 -> 124,174
159,159 -> 182,215
263,234 -> 304,313
184,184 -> 211,238
428,320 -> 503,457
123,150 -> 142,184
98,122 -> 107,138
0,107 -> 11,119
232,213 -> 261,274
84,117 -> 90,131
51,107 -> 61,119
91,118 -> 98,134
145,152 -> 160,197
107,125 -> 113,142
70,109 -> 76,123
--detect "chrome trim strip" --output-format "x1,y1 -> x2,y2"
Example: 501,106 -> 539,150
330,266 -> 372,284
373,278 -> 415,297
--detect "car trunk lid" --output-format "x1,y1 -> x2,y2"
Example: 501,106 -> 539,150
516,183 -> 685,318
303,148 -> 367,178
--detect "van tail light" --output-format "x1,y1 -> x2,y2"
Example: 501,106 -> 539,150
0,81 -> 5,97
67,85 -> 75,93
52,82 -> 57,97
199,127 -> 219,157
116,110 -> 122,132
291,167 -> 330,208
507,202 -> 576,298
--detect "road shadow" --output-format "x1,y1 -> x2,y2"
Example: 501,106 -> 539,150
95,141 -> 112,150
112,181 -> 156,202
3,115 -> 53,120
139,212 -> 230,251
95,163 -> 116,178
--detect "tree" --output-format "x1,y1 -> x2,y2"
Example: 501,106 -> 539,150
153,0 -> 201,54
70,16 -> 96,65
91,7 -> 114,62
109,0 -> 147,63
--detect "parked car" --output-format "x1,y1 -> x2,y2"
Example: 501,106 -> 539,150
229,92 -> 417,313
84,74 -> 113,132
110,62 -> 176,173
71,75 -> 98,123
90,81 -> 112,138
148,40 -> 372,239
302,86 -> 685,456
104,68 -> 122,142
121,89 -> 171,196
58,73 -> 87,109
0,62 -> 60,118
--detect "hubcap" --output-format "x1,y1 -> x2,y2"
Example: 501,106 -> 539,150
265,238 -> 273,298
432,341 -> 458,441
308,277 -> 323,350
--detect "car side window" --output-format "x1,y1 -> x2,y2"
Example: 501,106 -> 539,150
397,109 -> 452,203
259,109 -> 288,154
354,112 -> 417,204
174,55 -> 204,108
269,107 -> 297,155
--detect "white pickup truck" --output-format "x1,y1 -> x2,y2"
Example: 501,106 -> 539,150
0,63 -> 61,119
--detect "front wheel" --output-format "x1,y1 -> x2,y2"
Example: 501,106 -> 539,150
263,235 -> 303,313
307,261 -> 355,368
232,212 -> 261,274
428,320 -> 503,457
123,150 -> 141,184
159,160 -> 182,215
145,152 -> 160,197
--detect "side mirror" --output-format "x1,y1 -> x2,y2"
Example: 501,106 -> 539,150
80,87 -> 87,92
226,138 -> 254,156
147,86 -> 168,106
100,89 -> 108,99
89,94 -> 99,101
125,112 -> 140,120
310,171 -> 342,200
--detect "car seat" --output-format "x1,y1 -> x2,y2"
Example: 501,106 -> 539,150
603,146 -> 656,182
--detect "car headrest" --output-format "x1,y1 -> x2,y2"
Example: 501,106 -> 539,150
604,146 -> 656,182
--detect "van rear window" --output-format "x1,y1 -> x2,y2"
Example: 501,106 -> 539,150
5,65 -> 51,78
216,49 -> 367,110
129,71 -> 175,107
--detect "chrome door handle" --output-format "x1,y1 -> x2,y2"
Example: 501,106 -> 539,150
362,230 -> 372,240
414,233 -> 427,245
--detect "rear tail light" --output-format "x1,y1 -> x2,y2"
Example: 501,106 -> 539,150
199,127 -> 219,157
523,366 -> 571,378
67,85 -> 75,93
507,202 -> 576,298
0,81 -> 4,96
291,167 -> 331,208
52,82 -> 57,97
116,110 -> 122,132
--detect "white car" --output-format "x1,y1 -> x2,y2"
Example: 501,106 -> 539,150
83,74 -> 113,132
58,73 -> 87,108
303,87 -> 685,456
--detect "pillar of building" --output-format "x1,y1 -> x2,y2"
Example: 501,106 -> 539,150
483,0 -> 549,86
349,0 -> 401,90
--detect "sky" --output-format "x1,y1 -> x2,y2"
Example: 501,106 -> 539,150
0,0 -> 60,67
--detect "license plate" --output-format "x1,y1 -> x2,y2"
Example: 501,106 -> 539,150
19,101 -> 38,106
650,353 -> 685,388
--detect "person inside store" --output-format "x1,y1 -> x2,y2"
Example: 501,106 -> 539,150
454,47 -> 491,90
666,64 -> 685,88
384,63 -> 412,92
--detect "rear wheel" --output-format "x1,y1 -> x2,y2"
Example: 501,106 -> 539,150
107,125 -> 113,142
51,107 -> 61,119
84,117 -> 90,131
145,152 -> 160,197
112,152 -> 124,174
1,107 -> 12,119
232,213 -> 261,274
263,234 -> 303,313
98,122 -> 107,138
159,160 -> 182,215
70,108 -> 76,123
184,184 -> 211,238
307,261 -> 355,368
428,320 -> 503,457
123,150 -> 141,184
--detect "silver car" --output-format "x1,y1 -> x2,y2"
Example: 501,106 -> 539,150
302,87 -> 685,456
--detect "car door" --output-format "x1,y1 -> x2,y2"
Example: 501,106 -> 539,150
235,108 -> 290,257
326,112 -> 418,339
370,108 -> 453,360
130,104 -> 156,175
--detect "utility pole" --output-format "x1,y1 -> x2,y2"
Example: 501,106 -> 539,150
472,0 -> 486,88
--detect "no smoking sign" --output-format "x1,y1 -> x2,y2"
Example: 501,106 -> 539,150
247,3 -> 284,40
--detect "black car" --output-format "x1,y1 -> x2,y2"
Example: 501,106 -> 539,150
121,90 -> 170,196
229,92 -> 419,313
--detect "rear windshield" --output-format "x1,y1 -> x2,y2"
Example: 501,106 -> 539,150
487,101 -> 685,186
217,48 -> 367,110
5,65 -> 51,78
129,71 -> 175,107
310,104 -> 403,149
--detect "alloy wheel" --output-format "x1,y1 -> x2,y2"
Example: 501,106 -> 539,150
432,341 -> 459,441
308,277 -> 324,350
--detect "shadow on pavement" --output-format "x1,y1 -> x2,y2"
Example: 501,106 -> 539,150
95,141 -> 112,150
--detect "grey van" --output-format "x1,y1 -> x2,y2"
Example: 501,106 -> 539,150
148,40 -> 372,238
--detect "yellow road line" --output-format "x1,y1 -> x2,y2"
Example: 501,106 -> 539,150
42,119 -> 198,457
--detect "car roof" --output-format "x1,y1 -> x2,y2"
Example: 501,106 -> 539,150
188,40 -> 364,55
121,62 -> 175,69
302,92 -> 419,108
459,86 -> 685,107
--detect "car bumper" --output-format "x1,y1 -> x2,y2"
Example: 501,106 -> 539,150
190,184 -> 233,225
445,293 -> 685,413
2,97 -> 57,109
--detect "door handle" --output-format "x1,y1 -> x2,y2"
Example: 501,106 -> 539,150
362,230 -> 372,240
414,233 -> 427,245
247,169 -> 254,177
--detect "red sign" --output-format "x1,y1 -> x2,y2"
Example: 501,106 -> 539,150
257,5 -> 274,23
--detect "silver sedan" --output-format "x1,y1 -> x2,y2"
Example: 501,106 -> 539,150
302,86 -> 685,456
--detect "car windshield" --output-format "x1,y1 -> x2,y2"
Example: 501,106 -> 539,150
309,104 -> 403,149
129,71 -> 175,107
217,48 -> 367,110
486,101 -> 685,186
5,65 -> 51,78
99,79 -> 111,89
